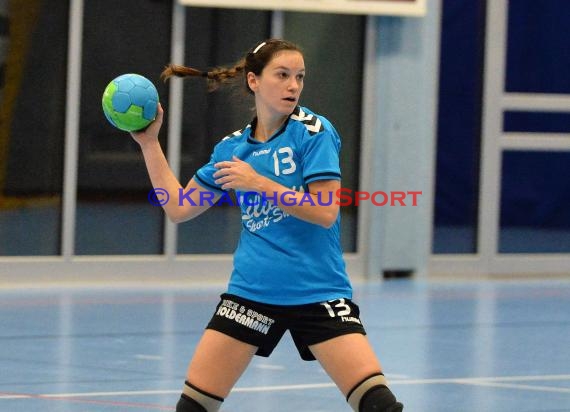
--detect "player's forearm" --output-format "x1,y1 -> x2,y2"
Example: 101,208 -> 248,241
255,177 -> 338,228
138,140 -> 195,223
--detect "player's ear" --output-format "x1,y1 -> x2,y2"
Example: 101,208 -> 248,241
247,72 -> 258,93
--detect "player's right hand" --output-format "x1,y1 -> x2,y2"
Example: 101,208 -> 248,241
130,103 -> 164,146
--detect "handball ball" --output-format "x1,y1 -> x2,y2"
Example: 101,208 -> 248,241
101,73 -> 159,132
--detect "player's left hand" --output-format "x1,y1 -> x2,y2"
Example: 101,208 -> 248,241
213,156 -> 263,191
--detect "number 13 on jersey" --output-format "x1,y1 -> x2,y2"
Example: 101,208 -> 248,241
272,147 -> 296,176
321,298 -> 351,317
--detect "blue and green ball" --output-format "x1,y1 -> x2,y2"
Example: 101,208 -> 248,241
102,73 -> 159,132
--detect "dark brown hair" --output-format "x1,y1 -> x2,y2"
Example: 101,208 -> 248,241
160,39 -> 302,94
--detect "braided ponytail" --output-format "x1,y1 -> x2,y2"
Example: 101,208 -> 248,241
160,64 -> 205,80
204,60 -> 245,91
160,39 -> 302,94
160,60 -> 246,92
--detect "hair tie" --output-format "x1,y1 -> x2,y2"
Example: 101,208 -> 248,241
252,42 -> 267,54
201,71 -> 209,78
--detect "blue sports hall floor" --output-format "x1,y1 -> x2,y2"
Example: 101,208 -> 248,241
1,278 -> 569,411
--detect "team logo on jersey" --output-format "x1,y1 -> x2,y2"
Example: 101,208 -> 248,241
252,148 -> 271,157
290,107 -> 324,135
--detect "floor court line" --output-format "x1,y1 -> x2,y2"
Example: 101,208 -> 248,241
454,381 -> 570,394
1,374 -> 568,401
0,392 -> 174,410
390,374 -> 570,385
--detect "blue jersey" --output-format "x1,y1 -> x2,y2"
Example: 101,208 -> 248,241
194,106 -> 352,305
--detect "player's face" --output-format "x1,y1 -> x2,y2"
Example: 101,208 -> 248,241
248,50 -> 305,116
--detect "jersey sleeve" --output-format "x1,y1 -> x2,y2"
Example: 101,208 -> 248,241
193,140 -> 230,194
300,126 -> 342,185
194,158 -> 224,194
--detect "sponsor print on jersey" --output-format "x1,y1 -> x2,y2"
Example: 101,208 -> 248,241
240,186 -> 304,233
215,298 -> 275,335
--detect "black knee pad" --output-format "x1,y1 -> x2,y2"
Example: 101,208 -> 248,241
176,381 -> 223,412
176,394 -> 207,412
347,373 -> 403,412
360,385 -> 403,412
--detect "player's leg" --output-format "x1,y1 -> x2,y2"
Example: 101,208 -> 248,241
176,329 -> 257,412
309,333 -> 403,412
186,329 -> 258,397
177,294 -> 285,411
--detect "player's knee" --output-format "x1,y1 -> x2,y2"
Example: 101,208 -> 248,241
346,373 -> 403,412
176,381 -> 224,412
357,386 -> 403,412
176,394 -> 207,412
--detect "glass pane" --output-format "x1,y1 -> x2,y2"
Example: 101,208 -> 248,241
504,111 -> 570,133
500,151 -> 570,253
506,0 -> 570,94
432,0 -> 485,253
177,8 -> 270,254
76,0 -> 172,255
0,1 -> 68,255
284,11 -> 364,253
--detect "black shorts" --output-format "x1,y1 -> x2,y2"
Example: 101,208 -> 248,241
206,293 -> 366,361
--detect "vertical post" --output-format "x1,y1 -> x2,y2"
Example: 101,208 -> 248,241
358,15 -> 378,277
61,0 -> 83,259
271,10 -> 284,38
478,0 -> 507,263
164,2 -> 186,259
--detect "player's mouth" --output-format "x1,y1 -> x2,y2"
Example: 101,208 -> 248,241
283,97 -> 297,103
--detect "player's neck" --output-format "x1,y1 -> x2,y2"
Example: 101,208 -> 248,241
253,113 -> 288,142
